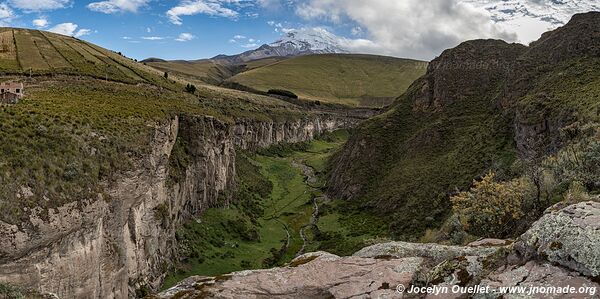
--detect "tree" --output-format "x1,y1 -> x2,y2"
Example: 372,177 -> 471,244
185,83 -> 197,94
163,72 -> 169,79
451,172 -> 533,238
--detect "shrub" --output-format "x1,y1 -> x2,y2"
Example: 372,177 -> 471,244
185,83 -> 196,94
563,181 -> 593,203
267,89 -> 298,99
546,136 -> 600,191
240,260 -> 252,268
418,214 -> 474,245
451,172 -> 533,238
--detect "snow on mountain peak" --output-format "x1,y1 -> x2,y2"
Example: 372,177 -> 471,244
270,28 -> 348,54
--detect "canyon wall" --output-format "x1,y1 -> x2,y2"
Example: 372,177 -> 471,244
0,112 -> 360,298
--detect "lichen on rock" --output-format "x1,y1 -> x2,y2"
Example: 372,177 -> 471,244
516,201 -> 600,277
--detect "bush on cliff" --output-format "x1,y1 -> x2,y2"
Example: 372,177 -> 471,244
451,172 -> 534,238
546,130 -> 600,192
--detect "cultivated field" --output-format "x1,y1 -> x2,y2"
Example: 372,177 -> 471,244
0,28 -> 175,88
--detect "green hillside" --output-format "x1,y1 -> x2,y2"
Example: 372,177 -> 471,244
0,28 -> 173,87
226,54 -> 427,107
142,59 -> 237,85
143,57 -> 286,85
327,13 -> 600,241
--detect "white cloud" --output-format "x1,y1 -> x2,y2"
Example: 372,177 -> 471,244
122,36 -> 132,40
257,0 -> 292,10
87,0 -> 149,14
175,32 -> 196,41
167,0 -> 241,25
266,20 -> 293,33
9,0 -> 70,11
0,3 -> 15,25
293,0 -> 600,59
233,34 -> 246,39
296,0 -> 517,60
48,23 -> 92,38
33,18 -> 49,28
75,29 -> 92,37
462,0 -> 600,43
141,36 -> 164,40
241,43 -> 258,48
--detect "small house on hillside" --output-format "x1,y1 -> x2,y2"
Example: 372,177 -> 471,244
0,82 -> 24,104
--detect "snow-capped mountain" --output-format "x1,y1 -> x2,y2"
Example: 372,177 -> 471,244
269,27 -> 348,55
212,28 -> 349,64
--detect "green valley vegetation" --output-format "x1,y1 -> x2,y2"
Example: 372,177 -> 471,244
226,54 -> 427,108
163,130 -> 389,288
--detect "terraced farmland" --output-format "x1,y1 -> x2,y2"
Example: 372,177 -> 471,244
0,28 -> 172,87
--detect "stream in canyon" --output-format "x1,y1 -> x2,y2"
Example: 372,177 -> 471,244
162,130 -> 389,289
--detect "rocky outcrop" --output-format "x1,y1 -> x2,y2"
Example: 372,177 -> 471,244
412,39 -> 525,112
475,261 -> 600,299
515,201 -> 600,277
158,202 -> 600,299
157,252 -> 425,299
0,112 -> 359,298
354,241 -> 498,264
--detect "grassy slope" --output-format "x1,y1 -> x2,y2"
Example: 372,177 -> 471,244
227,54 -> 427,107
144,57 -> 286,85
0,28 -> 174,88
143,60 -> 235,85
339,83 -> 516,240
0,77 -> 301,224
328,25 -> 600,241
328,40 -> 528,240
164,131 -> 388,288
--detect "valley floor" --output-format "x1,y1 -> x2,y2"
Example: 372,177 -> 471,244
162,130 -> 389,289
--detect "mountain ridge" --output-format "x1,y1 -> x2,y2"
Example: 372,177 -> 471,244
210,28 -> 348,64
327,11 -> 600,239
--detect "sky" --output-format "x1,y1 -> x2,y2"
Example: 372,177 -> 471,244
0,0 -> 597,61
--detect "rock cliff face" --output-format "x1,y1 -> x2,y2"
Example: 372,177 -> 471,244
0,112 -> 359,298
156,201 -> 600,299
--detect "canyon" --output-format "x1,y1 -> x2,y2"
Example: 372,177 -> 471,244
1,11 -> 600,299
0,111 -> 363,298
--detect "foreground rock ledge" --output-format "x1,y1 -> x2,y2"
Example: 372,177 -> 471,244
156,201 -> 600,299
